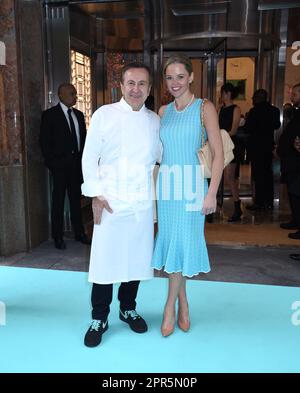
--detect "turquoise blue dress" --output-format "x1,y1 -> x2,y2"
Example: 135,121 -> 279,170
152,98 -> 210,277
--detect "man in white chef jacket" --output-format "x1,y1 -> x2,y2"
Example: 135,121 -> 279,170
81,62 -> 161,347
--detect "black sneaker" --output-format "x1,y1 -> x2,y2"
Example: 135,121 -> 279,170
84,319 -> 108,347
119,309 -> 148,333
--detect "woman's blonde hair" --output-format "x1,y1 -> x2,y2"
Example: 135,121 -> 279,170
163,53 -> 193,76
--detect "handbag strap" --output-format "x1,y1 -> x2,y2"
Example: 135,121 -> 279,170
201,98 -> 208,148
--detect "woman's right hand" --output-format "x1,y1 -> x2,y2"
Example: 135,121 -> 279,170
92,196 -> 113,225
201,192 -> 217,215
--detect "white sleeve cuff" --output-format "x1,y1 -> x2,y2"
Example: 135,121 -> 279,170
81,180 -> 103,198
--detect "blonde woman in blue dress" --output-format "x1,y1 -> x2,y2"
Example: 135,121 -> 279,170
152,54 -> 224,337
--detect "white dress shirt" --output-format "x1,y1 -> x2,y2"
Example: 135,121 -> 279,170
60,102 -> 80,150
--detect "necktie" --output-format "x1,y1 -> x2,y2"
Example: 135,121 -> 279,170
67,108 -> 79,153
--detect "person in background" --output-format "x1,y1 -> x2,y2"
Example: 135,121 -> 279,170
219,83 -> 242,222
276,102 -> 297,231
277,84 -> 300,251
282,103 -> 294,133
245,89 -> 281,211
39,83 -> 90,249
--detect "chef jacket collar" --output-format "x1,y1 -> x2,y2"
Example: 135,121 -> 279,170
120,97 -> 146,113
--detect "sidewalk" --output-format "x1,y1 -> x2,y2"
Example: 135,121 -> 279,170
1,239 -> 300,287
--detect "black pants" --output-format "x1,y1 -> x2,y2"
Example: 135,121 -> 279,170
51,162 -> 84,239
251,152 -> 274,206
288,192 -> 300,228
91,281 -> 140,321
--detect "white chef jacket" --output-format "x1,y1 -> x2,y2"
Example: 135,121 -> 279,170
81,97 -> 161,284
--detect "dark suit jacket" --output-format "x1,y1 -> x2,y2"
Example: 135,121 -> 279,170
244,102 -> 281,154
39,103 -> 86,172
277,107 -> 300,186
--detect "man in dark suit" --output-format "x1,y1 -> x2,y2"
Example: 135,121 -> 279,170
40,83 -> 90,249
244,89 -> 281,211
277,84 -> 300,252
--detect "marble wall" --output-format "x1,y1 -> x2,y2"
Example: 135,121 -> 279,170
0,0 -> 49,255
0,0 -> 23,167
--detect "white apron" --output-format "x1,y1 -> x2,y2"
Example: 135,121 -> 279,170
82,98 -> 161,284
89,208 -> 154,284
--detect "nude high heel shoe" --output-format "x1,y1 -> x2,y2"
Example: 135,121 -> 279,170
178,318 -> 190,332
161,311 -> 175,337
178,306 -> 190,332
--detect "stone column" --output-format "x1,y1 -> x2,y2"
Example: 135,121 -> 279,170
0,0 -> 48,255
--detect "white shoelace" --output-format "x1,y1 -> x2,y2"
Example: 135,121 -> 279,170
90,320 -> 102,331
125,310 -> 139,320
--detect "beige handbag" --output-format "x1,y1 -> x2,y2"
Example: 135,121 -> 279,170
197,99 -> 235,178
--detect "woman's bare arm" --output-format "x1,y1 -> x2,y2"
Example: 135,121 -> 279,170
203,100 -> 224,198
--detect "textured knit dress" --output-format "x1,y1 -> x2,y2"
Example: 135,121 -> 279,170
152,98 -> 210,277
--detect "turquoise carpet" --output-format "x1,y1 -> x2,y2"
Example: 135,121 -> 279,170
0,266 -> 300,373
